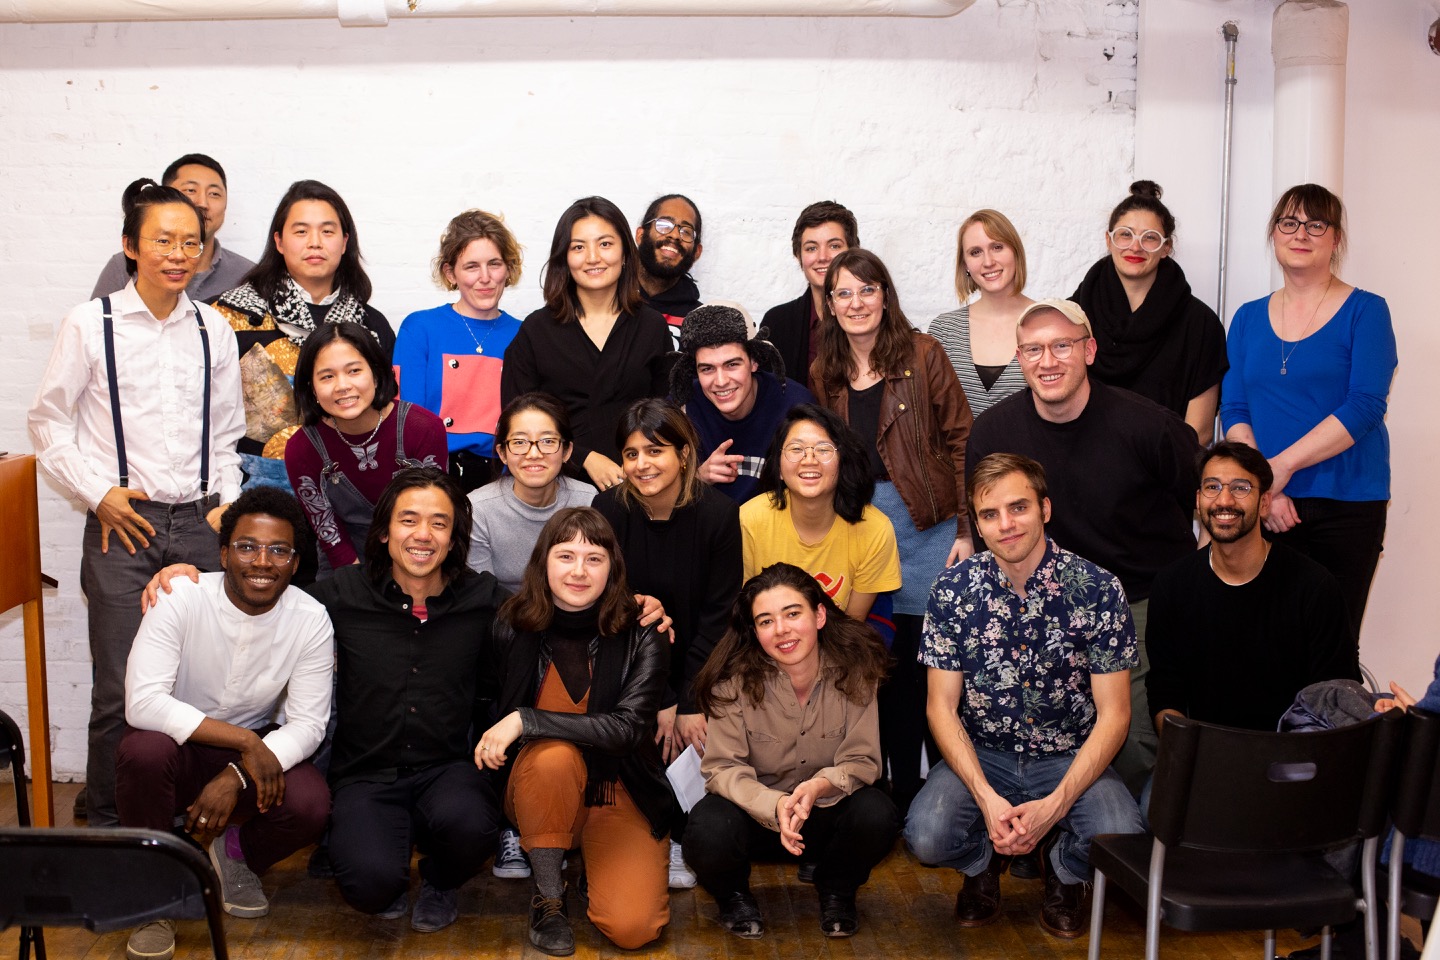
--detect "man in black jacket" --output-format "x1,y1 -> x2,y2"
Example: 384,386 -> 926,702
309,467 -> 505,934
635,193 -> 704,346
760,201 -> 859,384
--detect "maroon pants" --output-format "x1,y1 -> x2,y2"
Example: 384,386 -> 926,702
115,727 -> 330,874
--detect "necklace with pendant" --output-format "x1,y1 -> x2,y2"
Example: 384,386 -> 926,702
1279,276 -> 1332,375
331,415 -> 384,471
457,311 -> 495,355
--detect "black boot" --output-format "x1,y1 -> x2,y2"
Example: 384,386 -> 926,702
529,883 -> 574,957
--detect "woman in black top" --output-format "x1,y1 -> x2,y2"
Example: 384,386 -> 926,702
501,197 -> 672,492
1071,180 -> 1227,443
477,507 -> 675,955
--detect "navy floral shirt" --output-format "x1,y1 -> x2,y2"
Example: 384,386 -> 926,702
920,538 -> 1137,756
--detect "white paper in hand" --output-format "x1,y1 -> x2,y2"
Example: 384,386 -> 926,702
665,744 -> 707,813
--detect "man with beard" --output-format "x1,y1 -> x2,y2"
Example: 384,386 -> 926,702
92,153 -> 256,302
1146,440 -> 1356,734
635,194 -> 704,345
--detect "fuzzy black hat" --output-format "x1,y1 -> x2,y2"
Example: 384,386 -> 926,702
668,304 -> 788,405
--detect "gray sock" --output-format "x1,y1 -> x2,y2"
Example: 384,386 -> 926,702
530,848 -> 565,899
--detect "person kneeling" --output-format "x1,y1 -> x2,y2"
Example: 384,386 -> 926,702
477,507 -> 674,956
683,563 -> 899,939
117,489 -> 332,960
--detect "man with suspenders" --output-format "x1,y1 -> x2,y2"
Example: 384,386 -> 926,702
30,181 -> 245,828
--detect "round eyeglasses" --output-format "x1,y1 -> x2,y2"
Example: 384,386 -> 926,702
144,237 -> 204,259
1107,227 -> 1169,253
781,442 -> 838,463
1199,480 -> 1255,499
646,218 -> 697,244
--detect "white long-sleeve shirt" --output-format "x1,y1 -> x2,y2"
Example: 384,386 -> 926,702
124,573 -> 335,772
28,282 -> 245,511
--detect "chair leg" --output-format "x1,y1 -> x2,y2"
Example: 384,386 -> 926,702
1264,929 -> 1276,960
1392,834 -> 1409,960
1363,836 -> 1381,960
1321,925 -> 1333,960
1146,842 -> 1167,960
1422,898 -> 1440,960
1087,870 -> 1107,960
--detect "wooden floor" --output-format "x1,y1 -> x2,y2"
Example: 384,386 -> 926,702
4,781 -> 1313,959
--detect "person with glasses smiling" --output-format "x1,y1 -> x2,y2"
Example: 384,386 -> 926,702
1220,183 -> 1396,659
116,488 -> 332,960
30,178 -> 246,830
1071,181 -> 1227,444
635,194 -> 705,344
966,299 -> 1201,795
1145,440 -> 1354,743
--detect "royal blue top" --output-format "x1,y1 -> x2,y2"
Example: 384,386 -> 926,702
1220,288 -> 1396,502
393,303 -> 522,459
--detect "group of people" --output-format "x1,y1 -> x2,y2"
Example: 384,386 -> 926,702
25,150 -> 1400,960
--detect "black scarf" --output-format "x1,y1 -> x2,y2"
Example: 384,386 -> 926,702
216,277 -> 370,346
541,606 -> 627,809
1073,255 -> 1193,387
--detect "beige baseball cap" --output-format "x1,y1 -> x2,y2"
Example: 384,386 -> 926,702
1016,299 -> 1094,338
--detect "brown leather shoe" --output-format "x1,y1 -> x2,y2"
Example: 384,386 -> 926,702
1037,840 -> 1086,939
954,853 -> 1009,927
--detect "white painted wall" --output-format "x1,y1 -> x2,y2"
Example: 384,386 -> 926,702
1137,0 -> 1440,696
0,1 -> 1140,777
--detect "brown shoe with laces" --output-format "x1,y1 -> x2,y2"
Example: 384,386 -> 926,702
955,853 -> 1009,927
529,885 -> 574,956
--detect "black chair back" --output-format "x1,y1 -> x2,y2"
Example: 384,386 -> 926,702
1149,710 -> 1403,853
1393,707 -> 1440,843
0,827 -> 228,959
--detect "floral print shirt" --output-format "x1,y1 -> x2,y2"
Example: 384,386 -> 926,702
920,538 -> 1137,756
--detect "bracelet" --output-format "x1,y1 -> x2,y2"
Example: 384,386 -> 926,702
228,761 -> 249,791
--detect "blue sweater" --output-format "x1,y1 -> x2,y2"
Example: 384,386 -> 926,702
1220,289 -> 1396,502
393,303 -> 522,458
685,371 -> 815,505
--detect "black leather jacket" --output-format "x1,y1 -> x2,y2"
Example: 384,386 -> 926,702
488,618 -> 677,838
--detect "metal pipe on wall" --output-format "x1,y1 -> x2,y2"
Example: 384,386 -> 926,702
1217,20 -> 1239,327
0,0 -> 974,26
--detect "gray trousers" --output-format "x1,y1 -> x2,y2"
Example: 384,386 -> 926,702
79,495 -> 221,827
1111,598 -> 1157,796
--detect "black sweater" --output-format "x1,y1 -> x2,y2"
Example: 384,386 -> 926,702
594,484 -> 742,714
500,305 -> 672,470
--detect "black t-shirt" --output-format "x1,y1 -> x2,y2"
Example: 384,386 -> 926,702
847,380 -> 888,480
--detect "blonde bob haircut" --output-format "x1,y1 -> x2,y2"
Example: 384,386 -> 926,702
954,209 -> 1028,302
432,209 -> 524,291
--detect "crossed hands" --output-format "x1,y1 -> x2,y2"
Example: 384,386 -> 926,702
981,791 -> 1064,857
775,779 -> 831,857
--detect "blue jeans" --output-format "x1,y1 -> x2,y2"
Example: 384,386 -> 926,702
904,751 -> 1143,886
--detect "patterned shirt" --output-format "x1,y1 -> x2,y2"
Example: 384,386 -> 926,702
920,538 -> 1136,756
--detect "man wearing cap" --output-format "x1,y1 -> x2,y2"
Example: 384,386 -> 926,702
965,299 -> 1200,793
670,304 -> 815,505
92,153 -> 256,303
636,194 -> 704,347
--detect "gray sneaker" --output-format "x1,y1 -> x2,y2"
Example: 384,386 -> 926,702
411,879 -> 459,933
208,832 -> 270,918
126,919 -> 175,960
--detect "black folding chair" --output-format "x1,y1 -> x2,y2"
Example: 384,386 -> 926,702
0,827 -> 229,960
1087,710 -> 1402,960
1388,706 -> 1440,960
0,708 -> 42,959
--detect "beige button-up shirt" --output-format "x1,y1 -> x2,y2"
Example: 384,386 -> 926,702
701,658 -> 881,831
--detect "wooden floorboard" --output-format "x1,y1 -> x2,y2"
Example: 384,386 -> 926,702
3,782 -> 1315,958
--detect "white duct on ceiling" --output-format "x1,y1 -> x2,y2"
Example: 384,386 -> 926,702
1271,0 -> 1348,200
1,0 -> 974,27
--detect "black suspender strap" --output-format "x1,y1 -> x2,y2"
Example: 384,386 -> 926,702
100,296 -> 214,497
197,311 -> 212,496
101,297 -> 129,489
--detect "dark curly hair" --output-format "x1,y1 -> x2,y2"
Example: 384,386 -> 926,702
694,562 -> 889,715
364,467 -> 472,587
217,486 -> 312,561
755,404 -> 874,524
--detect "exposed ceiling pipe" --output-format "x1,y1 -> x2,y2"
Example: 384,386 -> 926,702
1271,0 -> 1348,198
1,0 -> 974,27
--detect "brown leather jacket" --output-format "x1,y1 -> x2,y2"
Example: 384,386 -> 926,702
813,331 -> 973,537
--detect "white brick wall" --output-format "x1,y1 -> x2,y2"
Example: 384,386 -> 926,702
0,2 -> 1142,778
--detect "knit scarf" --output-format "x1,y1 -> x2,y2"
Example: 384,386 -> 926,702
216,276 -> 370,345
543,606 -> 627,809
1073,255 -> 1193,387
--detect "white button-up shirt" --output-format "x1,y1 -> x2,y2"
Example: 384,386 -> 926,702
124,573 -> 335,772
28,282 -> 245,511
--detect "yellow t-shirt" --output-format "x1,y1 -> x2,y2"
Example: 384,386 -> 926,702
739,498 -> 902,613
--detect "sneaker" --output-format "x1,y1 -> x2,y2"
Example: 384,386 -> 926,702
529,886 -> 574,957
668,839 -> 697,889
376,890 -> 408,920
208,829 -> 269,918
493,826 -> 532,879
126,919 -> 175,960
411,879 -> 459,933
